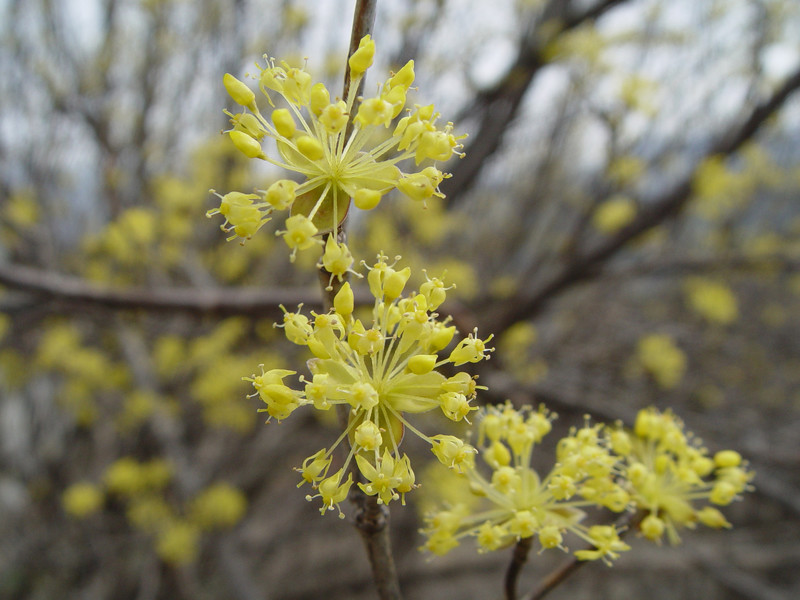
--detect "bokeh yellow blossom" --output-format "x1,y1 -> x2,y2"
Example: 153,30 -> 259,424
593,195 -> 637,234
190,483 -> 248,531
637,333 -> 686,389
684,277 -> 738,325
62,483 -> 104,518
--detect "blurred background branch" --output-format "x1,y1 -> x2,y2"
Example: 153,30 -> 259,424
2,0 -> 800,599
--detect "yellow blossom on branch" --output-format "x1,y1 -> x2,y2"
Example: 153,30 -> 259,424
636,333 -> 686,389
683,277 -> 738,325
244,256 -> 491,517
421,402 -> 631,563
208,36 -> 465,262
611,407 -> 754,545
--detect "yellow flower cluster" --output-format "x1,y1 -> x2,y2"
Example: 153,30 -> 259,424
154,319 -> 271,432
612,407 -> 753,544
421,405 -> 754,560
421,402 -> 631,563
63,456 -> 248,566
636,333 -> 686,390
208,35 -> 464,263
37,323 -> 130,425
62,482 -> 104,518
683,277 -> 738,325
592,195 -> 636,234
246,255 -> 492,516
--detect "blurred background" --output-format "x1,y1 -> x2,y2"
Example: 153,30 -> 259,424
1,0 -> 799,598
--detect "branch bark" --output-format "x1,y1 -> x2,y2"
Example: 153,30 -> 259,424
485,65 -> 800,334
522,511 -> 643,600
443,0 -> 628,203
505,536 -> 534,600
0,261 -> 337,317
331,2 -> 403,600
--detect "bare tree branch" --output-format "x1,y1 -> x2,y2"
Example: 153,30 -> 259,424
522,511 -> 642,600
485,65 -> 800,334
505,536 -> 533,600
603,255 -> 800,280
443,0 -> 628,203
0,261 -> 332,317
328,3 -> 403,600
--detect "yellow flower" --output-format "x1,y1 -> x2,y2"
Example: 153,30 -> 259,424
615,407 -> 753,544
62,483 -> 104,518
637,334 -> 686,389
683,277 -> 738,325
210,36 -> 465,254
573,525 -> 630,564
421,402 -> 630,560
245,256 -> 491,515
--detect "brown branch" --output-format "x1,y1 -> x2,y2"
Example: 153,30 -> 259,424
330,3 -> 403,600
443,0 -> 628,203
602,255 -> 800,281
522,511 -> 642,600
486,64 -> 800,334
505,536 -> 534,600
0,261 -> 339,317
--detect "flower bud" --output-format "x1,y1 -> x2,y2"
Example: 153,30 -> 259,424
272,108 -> 296,138
408,354 -> 437,375
348,35 -> 375,76
714,450 -> 742,468
333,282 -> 354,318
388,60 -> 415,90
310,82 -> 330,116
383,267 -> 411,300
229,130 -> 263,158
296,136 -> 324,161
354,188 -> 382,210
641,514 -> 665,540
223,73 -> 255,107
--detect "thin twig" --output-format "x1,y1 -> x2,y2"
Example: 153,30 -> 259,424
522,511 -> 643,600
486,64 -> 800,334
505,536 -> 534,600
0,261 -> 371,316
326,2 -> 402,600
444,0 -> 627,203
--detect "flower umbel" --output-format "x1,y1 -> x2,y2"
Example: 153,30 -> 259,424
208,36 -> 465,261
613,407 -> 754,544
245,256 -> 491,516
421,402 -> 631,563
